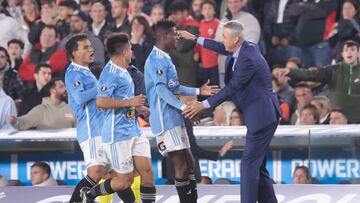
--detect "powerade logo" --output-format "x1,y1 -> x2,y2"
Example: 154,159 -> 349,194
199,159 -> 241,182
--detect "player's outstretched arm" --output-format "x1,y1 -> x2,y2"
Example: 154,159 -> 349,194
96,94 -> 146,109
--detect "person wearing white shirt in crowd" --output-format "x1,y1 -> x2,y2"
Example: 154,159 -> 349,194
0,80 -> 17,130
31,161 -> 58,186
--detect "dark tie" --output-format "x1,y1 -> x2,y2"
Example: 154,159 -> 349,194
224,57 -> 235,85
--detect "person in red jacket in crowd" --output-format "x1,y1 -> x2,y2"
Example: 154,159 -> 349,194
19,24 -> 68,88
195,0 -> 220,86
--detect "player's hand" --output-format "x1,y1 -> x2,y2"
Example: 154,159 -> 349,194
199,80 -> 220,96
183,101 -> 204,119
6,115 -> 17,126
130,94 -> 146,107
194,53 -> 200,62
136,106 -> 151,118
219,140 -> 235,157
177,30 -> 196,41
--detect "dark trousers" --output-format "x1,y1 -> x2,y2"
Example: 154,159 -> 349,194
197,66 -> 220,86
241,122 -> 278,203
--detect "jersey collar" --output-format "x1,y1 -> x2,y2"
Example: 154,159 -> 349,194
71,62 -> 90,70
109,60 -> 128,73
153,46 -> 171,59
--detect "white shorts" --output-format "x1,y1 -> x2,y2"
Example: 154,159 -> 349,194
79,136 -> 107,169
156,126 -> 190,157
102,135 -> 151,174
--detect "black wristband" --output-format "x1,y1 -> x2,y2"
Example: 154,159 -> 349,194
194,34 -> 199,42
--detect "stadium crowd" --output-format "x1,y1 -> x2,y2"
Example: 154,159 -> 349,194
0,0 -> 358,130
0,0 -> 359,189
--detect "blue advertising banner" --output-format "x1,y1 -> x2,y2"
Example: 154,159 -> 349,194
1,149 -> 359,185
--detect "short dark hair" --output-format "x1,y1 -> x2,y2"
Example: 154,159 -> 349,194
295,82 -> 311,90
201,0 -> 217,11
287,57 -> 302,68
59,0 -> 77,10
154,19 -> 176,41
65,34 -> 88,59
106,33 -> 130,56
31,161 -> 51,177
330,108 -> 348,119
301,104 -> 320,124
42,78 -> 63,97
35,63 -> 52,74
0,46 -> 10,61
41,24 -> 60,39
168,1 -> 189,15
294,166 -> 311,180
7,39 -> 25,49
343,40 -> 359,50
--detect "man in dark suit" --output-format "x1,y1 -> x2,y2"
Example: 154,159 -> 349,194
178,20 -> 281,203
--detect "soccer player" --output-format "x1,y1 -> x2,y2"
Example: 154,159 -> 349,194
144,20 -> 219,203
82,33 -> 156,203
65,34 -> 107,203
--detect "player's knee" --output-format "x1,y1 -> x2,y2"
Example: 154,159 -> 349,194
87,165 -> 106,182
174,163 -> 189,178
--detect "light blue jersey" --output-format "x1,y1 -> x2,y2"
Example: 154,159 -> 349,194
97,61 -> 141,144
144,46 -> 197,135
65,62 -> 103,144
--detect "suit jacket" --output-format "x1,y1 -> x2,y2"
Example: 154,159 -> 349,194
203,39 -> 281,132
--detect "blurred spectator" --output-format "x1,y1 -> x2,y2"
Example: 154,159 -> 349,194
18,63 -> 51,116
7,39 -> 24,70
263,0 -> 300,66
79,0 -> 92,13
3,0 -> 22,21
230,109 -> 243,126
190,0 -> 203,21
28,0 -> 58,45
281,40 -> 360,123
291,83 -> 313,125
304,66 -> 329,96
196,0 -> 220,86
299,104 -> 320,125
215,0 -> 260,86
130,16 -> 155,72
7,78 -> 76,130
128,0 -> 150,22
272,65 -> 295,107
19,25 -> 68,86
56,0 -> 77,38
20,0 -> 40,32
60,10 -> 105,69
288,0 -> 336,68
293,166 -> 311,184
150,4 -> 164,26
111,0 -> 131,34
311,96 -> 331,124
200,176 -> 213,184
0,175 -> 8,186
329,0 -> 360,62
0,46 -> 25,101
31,162 -> 58,186
212,101 -> 236,126
0,10 -> 31,56
329,108 -> 349,124
168,1 -> 199,86
285,57 -> 302,70
0,80 -> 17,130
88,2 -> 112,43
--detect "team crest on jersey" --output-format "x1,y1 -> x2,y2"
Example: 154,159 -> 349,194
73,81 -> 81,88
156,69 -> 163,75
208,28 -> 214,36
100,85 -> 107,92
